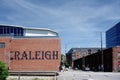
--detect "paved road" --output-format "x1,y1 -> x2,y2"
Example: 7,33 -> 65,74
57,69 -> 120,80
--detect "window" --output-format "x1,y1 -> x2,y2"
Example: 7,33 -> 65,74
118,52 -> 120,59
0,42 -> 5,48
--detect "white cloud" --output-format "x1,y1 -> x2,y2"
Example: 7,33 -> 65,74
0,0 -> 120,53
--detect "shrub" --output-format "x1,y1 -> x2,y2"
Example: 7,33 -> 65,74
118,69 -> 120,72
0,61 -> 9,80
65,61 -> 70,68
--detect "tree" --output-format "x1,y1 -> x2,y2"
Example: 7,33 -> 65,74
61,54 -> 70,68
64,60 -> 70,68
0,61 -> 9,80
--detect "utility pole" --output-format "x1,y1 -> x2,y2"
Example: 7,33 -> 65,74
100,32 -> 104,71
81,49 -> 85,70
65,44 -> 67,54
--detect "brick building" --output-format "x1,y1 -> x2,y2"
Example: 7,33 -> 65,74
74,46 -> 120,72
0,25 -> 61,72
66,48 -> 100,67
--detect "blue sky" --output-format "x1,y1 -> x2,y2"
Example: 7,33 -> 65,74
0,0 -> 120,53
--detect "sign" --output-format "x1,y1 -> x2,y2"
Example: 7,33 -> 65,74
10,51 -> 59,60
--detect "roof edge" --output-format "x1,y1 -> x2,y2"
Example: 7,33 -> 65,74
0,24 -> 58,34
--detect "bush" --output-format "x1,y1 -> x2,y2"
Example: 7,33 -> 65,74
65,61 -> 70,68
118,69 -> 120,72
0,61 -> 9,80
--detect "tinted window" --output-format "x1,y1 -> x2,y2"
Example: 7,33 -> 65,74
0,42 -> 5,48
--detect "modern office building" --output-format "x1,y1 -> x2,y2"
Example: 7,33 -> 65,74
106,22 -> 120,48
0,25 -> 61,72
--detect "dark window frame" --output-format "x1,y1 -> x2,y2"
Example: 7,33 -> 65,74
0,42 -> 5,48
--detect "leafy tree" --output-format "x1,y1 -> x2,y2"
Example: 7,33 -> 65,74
65,60 -> 70,68
0,61 -> 9,80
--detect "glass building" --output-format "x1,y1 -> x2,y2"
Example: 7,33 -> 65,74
0,25 -> 24,36
106,22 -> 120,48
0,25 -> 58,37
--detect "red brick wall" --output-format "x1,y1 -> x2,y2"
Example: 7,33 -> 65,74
112,46 -> 120,72
75,52 -> 81,59
0,37 -> 61,71
0,37 -> 11,67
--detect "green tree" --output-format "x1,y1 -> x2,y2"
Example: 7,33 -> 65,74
65,60 -> 70,68
0,61 -> 9,80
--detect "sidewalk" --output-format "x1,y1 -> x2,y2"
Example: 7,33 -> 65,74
57,69 -> 120,80
57,69 -> 92,80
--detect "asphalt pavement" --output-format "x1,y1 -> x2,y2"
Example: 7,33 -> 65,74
57,69 -> 120,80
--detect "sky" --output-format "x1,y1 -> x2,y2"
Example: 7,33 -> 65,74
0,0 -> 120,54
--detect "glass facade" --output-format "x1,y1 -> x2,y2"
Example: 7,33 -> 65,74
106,22 -> 120,48
0,25 -> 24,36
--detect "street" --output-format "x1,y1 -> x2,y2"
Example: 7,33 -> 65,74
57,69 -> 120,80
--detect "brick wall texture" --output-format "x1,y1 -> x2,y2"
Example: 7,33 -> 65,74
112,46 -> 120,72
0,37 -> 61,72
